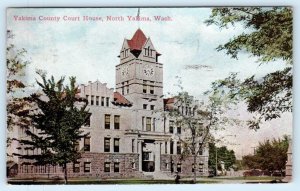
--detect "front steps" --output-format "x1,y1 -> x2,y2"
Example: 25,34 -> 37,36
142,171 -> 174,180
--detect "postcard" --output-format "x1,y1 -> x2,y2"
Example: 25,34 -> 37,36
6,7 -> 293,185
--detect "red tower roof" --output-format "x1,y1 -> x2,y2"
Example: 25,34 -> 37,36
127,29 -> 147,51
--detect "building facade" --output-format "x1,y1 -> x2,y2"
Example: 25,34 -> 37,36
9,29 -> 209,179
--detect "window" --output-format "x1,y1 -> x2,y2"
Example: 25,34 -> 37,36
122,87 -> 124,95
114,115 -> 120,130
74,142 -> 80,151
177,126 -> 181,134
105,114 -> 110,129
104,137 -> 110,152
192,164 -> 195,172
101,97 -> 105,106
165,142 -> 167,154
142,117 -> 145,130
143,81 -> 147,93
177,163 -> 181,172
96,96 -> 99,106
85,113 -> 91,126
150,105 -> 155,110
114,163 -> 120,172
24,164 -> 28,173
199,164 -> 203,172
131,162 -> 136,169
104,162 -> 110,172
169,120 -> 174,133
199,143 -> 203,155
143,152 -> 150,160
106,97 -> 109,107
150,86 -> 154,94
153,118 -> 156,131
41,165 -> 45,173
73,162 -> 80,173
84,162 -> 91,173
146,117 -> 151,131
163,117 -> 166,133
169,126 -> 173,134
144,47 -> 149,56
177,142 -> 181,154
84,137 -> 90,152
86,95 -> 89,104
170,141 -> 174,154
166,162 -> 169,170
177,163 -> 181,173
126,86 -> 129,94
132,139 -> 135,153
114,138 -> 120,153
143,104 -> 147,110
91,95 -> 94,105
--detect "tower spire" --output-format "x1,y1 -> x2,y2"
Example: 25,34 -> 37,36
137,8 -> 140,28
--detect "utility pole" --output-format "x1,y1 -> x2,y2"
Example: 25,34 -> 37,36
215,148 -> 218,176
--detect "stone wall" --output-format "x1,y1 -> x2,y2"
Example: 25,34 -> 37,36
160,154 -> 209,177
17,153 -> 142,179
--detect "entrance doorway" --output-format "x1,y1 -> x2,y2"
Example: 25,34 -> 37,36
142,140 -> 155,172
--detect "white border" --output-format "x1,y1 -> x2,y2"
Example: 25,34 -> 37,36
1,1 -> 299,191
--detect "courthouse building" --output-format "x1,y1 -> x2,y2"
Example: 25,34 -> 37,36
9,29 -> 209,179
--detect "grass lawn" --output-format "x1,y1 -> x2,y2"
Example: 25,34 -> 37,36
213,176 -> 283,181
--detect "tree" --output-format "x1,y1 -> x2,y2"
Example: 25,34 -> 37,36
164,84 -> 235,183
6,30 -> 32,156
17,72 -> 90,184
205,7 -> 292,129
167,92 -> 211,183
208,143 -> 236,175
242,136 -> 289,175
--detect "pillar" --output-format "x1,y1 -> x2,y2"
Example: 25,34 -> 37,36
155,142 -> 161,172
110,137 -> 114,153
138,140 -> 142,171
174,141 -> 177,154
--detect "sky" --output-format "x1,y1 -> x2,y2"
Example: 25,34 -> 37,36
7,8 -> 292,159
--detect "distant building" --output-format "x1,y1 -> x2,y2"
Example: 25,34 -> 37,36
8,29 -> 209,179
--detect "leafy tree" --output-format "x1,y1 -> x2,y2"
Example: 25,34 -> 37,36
17,72 -> 90,184
165,91 -> 211,183
6,30 -> 32,156
208,143 -> 236,175
205,7 -> 292,129
164,81 -> 236,183
242,136 -> 289,175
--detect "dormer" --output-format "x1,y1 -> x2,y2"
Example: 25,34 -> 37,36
141,38 -> 161,62
119,40 -> 132,62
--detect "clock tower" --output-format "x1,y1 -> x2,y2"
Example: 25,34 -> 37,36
116,29 -> 163,110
